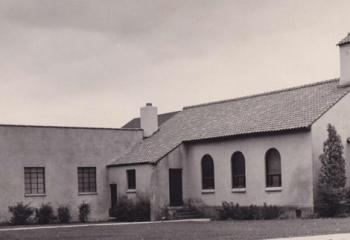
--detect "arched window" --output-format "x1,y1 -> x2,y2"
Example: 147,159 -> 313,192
201,155 -> 215,189
265,148 -> 281,187
231,152 -> 246,188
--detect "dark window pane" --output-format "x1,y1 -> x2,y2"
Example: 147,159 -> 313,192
231,152 -> 246,188
201,155 -> 215,189
266,149 -> 282,187
232,176 -> 246,188
232,152 -> 245,175
127,169 -> 136,189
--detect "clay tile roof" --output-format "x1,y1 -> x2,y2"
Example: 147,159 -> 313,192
109,79 -> 350,166
122,111 -> 179,129
338,33 -> 350,46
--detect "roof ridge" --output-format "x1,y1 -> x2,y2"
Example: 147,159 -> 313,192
125,110 -> 180,122
183,78 -> 339,110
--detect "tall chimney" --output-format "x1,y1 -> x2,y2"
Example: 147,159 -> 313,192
338,33 -> 350,87
140,103 -> 158,137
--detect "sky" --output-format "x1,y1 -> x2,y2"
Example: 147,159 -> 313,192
0,0 -> 350,128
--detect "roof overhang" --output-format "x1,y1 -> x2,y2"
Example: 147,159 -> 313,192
183,126 -> 311,144
106,161 -> 154,168
107,126 -> 311,168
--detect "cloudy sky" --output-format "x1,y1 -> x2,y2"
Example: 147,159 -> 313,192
0,0 -> 350,128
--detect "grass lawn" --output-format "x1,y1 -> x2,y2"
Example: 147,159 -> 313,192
2,218 -> 350,240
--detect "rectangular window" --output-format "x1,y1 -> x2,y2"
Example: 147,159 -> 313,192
24,167 -> 45,195
127,169 -> 136,190
78,167 -> 97,193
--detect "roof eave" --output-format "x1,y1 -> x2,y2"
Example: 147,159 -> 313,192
108,126 -> 312,168
183,126 -> 312,144
106,161 -> 155,168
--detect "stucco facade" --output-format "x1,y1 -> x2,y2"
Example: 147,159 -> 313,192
108,131 -> 315,220
106,79 -> 350,220
184,132 -> 314,208
108,164 -> 154,200
1,79 -> 349,222
0,125 -> 143,222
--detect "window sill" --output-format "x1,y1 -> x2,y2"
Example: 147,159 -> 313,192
78,192 -> 97,196
201,189 -> 215,194
126,189 -> 137,193
265,187 -> 282,192
25,194 -> 46,197
231,188 -> 246,193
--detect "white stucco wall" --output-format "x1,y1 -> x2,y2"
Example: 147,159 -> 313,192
140,131 -> 314,219
340,44 -> 350,86
107,130 -> 317,220
108,145 -> 190,220
184,132 -> 313,208
312,92 -> 350,191
150,145 -> 188,218
0,126 -> 143,222
107,164 -> 154,200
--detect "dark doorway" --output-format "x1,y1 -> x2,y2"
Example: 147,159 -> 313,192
169,169 -> 183,206
110,184 -> 117,209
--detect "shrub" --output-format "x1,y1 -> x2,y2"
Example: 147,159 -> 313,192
218,202 -> 282,220
316,124 -> 346,217
57,205 -> 71,224
133,197 -> 151,221
8,202 -> 34,225
79,202 -> 90,223
35,203 -> 56,224
109,195 -> 150,222
184,198 -> 217,219
261,203 -> 281,220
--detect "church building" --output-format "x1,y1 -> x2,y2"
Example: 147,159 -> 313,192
1,34 -> 350,222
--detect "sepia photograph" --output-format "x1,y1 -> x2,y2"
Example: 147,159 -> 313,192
0,0 -> 350,239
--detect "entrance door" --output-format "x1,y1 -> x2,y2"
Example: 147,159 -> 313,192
169,169 -> 183,206
110,184 -> 117,209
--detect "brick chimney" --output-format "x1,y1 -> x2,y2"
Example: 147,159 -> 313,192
338,33 -> 350,87
140,103 -> 158,137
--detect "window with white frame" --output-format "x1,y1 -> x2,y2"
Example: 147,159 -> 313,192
265,148 -> 282,187
231,151 -> 246,188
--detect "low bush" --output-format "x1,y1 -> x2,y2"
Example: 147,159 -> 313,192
261,203 -> 281,219
219,202 -> 282,220
57,205 -> 71,224
79,202 -> 90,223
35,203 -> 56,224
109,195 -> 150,222
8,202 -> 34,225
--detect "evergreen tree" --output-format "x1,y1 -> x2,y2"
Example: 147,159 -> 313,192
316,124 -> 346,217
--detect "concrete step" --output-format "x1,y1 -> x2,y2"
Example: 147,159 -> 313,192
175,214 -> 201,219
167,207 -> 202,220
